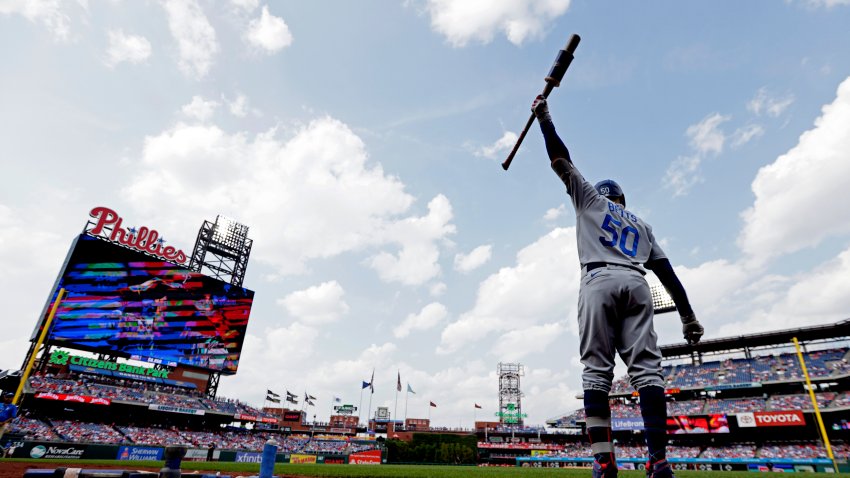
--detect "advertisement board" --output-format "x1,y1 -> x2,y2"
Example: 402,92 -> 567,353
349,449 -> 382,465
283,412 -> 302,422
667,414 -> 729,434
611,417 -> 644,431
35,392 -> 111,406
40,234 -> 254,374
117,446 -> 163,461
235,452 -> 263,463
149,404 -> 206,415
290,454 -> 318,464
736,410 -> 805,428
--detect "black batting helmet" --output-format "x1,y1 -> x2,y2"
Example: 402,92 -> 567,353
594,179 -> 626,207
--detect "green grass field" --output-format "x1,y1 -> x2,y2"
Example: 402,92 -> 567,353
3,459 -> 850,478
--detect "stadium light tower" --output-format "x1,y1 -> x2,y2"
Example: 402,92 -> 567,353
188,215 -> 253,287
648,278 -> 676,314
498,362 -> 525,427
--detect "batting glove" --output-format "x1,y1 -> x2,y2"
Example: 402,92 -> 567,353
531,95 -> 552,123
681,313 -> 704,345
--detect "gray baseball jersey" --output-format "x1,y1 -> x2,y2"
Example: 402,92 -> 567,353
554,157 -> 666,392
559,160 -> 667,268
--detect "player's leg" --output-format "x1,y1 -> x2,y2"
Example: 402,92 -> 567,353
578,271 -> 619,477
614,272 -> 672,477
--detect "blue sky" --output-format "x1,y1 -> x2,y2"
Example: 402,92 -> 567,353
2,0 -> 850,428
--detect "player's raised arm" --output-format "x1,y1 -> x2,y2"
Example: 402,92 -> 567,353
532,95 -> 572,165
645,258 -> 704,344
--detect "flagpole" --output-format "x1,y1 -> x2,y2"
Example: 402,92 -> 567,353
393,370 -> 399,424
366,368 -> 374,431
404,386 -> 409,425
367,390 -> 373,431
358,387 -> 364,427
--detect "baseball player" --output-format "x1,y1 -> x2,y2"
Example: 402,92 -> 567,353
531,96 -> 703,478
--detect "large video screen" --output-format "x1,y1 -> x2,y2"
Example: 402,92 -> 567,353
667,414 -> 730,434
41,234 -> 254,374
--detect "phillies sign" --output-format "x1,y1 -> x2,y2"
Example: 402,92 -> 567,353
88,206 -> 188,264
736,410 -> 804,428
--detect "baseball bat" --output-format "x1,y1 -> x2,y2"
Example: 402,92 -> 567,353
502,34 -> 581,171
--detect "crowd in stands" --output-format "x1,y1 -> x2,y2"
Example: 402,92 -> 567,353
52,420 -> 126,443
695,444 -> 757,459
767,393 -> 834,411
705,397 -> 766,414
7,416 -> 382,455
666,400 -> 704,415
28,373 -> 277,421
610,348 -> 850,394
7,416 -> 59,441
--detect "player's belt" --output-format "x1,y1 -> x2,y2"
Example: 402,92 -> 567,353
583,262 -> 645,275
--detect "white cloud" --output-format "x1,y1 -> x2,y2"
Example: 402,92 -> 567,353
424,0 -> 571,47
719,245 -> 850,336
180,95 -> 219,122
123,116 -> 454,283
429,282 -> 447,297
739,76 -> 850,265
474,131 -> 517,159
0,0 -> 71,41
453,244 -> 492,273
393,302 -> 448,338
687,113 -> 729,155
543,204 -> 566,222
491,322 -> 566,361
245,5 -> 293,54
225,93 -> 250,117
162,0 -> 219,79
747,87 -> 795,117
230,0 -> 259,11
278,280 -> 349,325
730,123 -> 765,148
663,155 -> 703,197
367,194 -> 456,285
104,29 -> 152,67
803,0 -> 850,5
438,227 -> 580,354
663,113 -> 731,196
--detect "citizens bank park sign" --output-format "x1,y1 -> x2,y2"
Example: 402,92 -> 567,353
87,206 -> 188,264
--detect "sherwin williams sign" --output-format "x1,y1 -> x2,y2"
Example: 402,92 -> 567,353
117,446 -> 163,461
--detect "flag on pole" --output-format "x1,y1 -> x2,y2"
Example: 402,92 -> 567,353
267,390 -> 281,399
397,371 -> 402,392
430,401 -> 437,407
266,396 -> 281,403
474,403 -> 482,409
407,384 -> 415,394
362,381 -> 371,389
370,369 -> 375,394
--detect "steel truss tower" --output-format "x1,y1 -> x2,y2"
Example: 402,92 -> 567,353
188,215 -> 253,287
498,362 -> 524,427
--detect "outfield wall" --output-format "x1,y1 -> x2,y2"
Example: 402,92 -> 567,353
516,456 -> 845,473
7,441 -> 384,465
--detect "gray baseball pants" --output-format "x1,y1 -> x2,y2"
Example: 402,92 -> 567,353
577,264 -> 664,392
